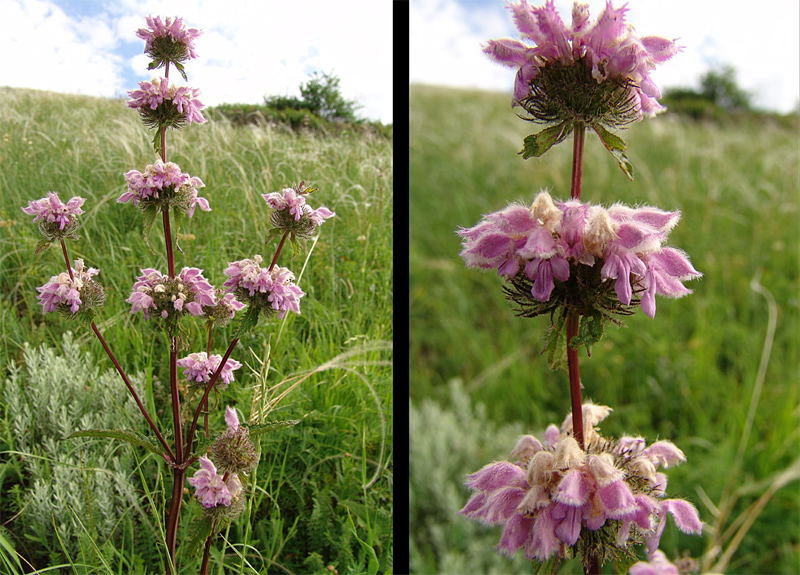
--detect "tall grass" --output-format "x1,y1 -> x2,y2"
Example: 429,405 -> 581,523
0,87 -> 393,573
409,84 -> 799,573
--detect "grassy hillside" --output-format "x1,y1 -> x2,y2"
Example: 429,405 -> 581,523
410,83 -> 799,574
0,87 -> 393,573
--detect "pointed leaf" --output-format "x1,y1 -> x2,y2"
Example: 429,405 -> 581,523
243,420 -> 300,438
34,240 -> 52,255
68,428 -> 168,457
234,305 -> 260,338
593,124 -> 635,180
542,313 -> 568,375
174,210 -> 184,254
142,204 -> 159,256
152,129 -> 162,157
569,309 -> 605,357
174,61 -> 188,82
520,121 -> 572,159
185,513 -> 215,557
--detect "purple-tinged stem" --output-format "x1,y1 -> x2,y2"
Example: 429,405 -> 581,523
60,240 -> 74,281
569,124 -> 599,575
268,230 -> 291,271
89,321 -> 175,460
566,311 -> 585,450
570,122 -> 585,201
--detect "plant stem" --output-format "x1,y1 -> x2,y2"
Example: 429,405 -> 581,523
569,121 -> 598,575
60,239 -> 74,281
89,320 -> 175,460
570,121 -> 585,201
200,518 -> 217,575
566,311 -> 584,450
268,230 -> 291,271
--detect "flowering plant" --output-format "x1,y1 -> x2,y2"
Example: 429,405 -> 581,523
458,2 -> 702,573
484,0 -> 681,176
20,14 -> 333,574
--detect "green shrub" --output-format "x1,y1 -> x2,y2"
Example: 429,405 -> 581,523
1,333 -> 157,570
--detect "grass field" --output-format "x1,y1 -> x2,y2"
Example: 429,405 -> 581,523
0,87 -> 393,573
409,83 -> 799,574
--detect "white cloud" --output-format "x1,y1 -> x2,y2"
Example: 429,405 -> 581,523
1,0 -> 126,96
1,0 -> 393,124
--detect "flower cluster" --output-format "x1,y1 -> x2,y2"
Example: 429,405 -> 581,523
119,160 -> 209,217
263,182 -> 335,247
210,406 -> 259,475
127,77 -> 206,129
21,192 -> 85,243
223,255 -> 305,319
22,192 -> 85,230
177,351 -> 242,390
188,455 -> 242,509
459,403 -> 703,565
484,0 -> 681,119
189,407 -> 256,520
127,266 -> 216,321
458,190 -> 700,318
135,15 -> 201,63
203,290 -> 246,327
36,259 -> 105,316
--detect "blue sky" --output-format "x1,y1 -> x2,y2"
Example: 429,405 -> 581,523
410,0 -> 800,114
1,0 -> 393,124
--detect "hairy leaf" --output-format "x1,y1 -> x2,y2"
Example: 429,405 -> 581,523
593,124 -> 634,180
67,429 -> 168,457
520,121 -> 572,159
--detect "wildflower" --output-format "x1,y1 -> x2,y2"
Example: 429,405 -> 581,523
210,406 -> 259,475
263,182 -> 335,253
188,456 -> 235,508
202,290 -> 246,328
223,255 -> 305,320
21,192 -> 85,245
127,77 -> 206,130
36,259 -> 105,317
177,351 -> 242,390
127,266 -> 216,321
484,0 -> 682,120
136,15 -> 201,77
629,550 -> 680,575
119,160 -> 209,217
457,190 -> 701,319
459,404 -> 703,567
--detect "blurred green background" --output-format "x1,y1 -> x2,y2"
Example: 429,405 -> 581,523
409,83 -> 799,574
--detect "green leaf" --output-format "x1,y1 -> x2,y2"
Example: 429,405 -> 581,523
593,124 -> 635,180
33,240 -> 51,255
152,129 -> 162,157
569,309 -> 605,357
67,429 -> 168,457
185,512 -> 215,557
244,420 -> 300,437
173,209 -> 184,254
234,305 -> 260,338
542,313 -> 568,374
174,61 -> 188,82
346,509 -> 380,575
520,121 -> 572,159
142,204 -> 159,256
188,433 -> 213,461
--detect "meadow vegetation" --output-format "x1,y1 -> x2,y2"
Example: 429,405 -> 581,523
0,86 -> 393,574
409,83 -> 798,574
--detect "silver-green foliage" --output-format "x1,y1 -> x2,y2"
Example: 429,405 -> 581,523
3,332 -> 149,563
410,379 -> 537,574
